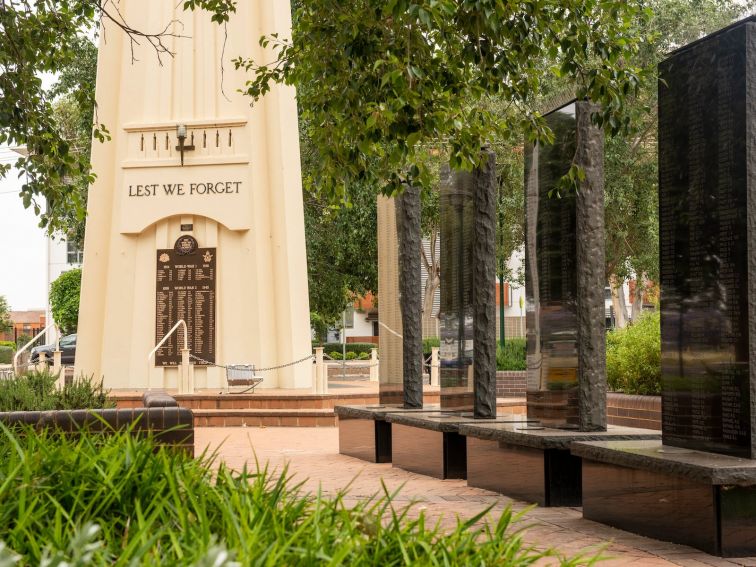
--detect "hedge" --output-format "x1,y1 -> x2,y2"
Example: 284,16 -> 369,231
316,342 -> 377,355
0,346 -> 13,365
606,311 -> 661,395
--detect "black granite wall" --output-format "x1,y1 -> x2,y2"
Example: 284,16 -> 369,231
524,100 -> 607,430
525,102 -> 580,428
439,165 -> 475,411
659,17 -> 756,458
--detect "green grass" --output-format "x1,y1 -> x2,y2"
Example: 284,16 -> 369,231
0,370 -> 112,412
497,339 -> 526,371
0,427 -> 601,565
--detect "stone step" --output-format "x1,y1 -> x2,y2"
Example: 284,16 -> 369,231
193,408 -> 336,427
115,392 -> 442,411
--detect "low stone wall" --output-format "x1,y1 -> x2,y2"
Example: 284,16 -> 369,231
0,407 -> 195,450
607,393 -> 661,430
496,371 -> 526,398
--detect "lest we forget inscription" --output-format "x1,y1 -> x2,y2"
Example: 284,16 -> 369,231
659,17 -> 756,458
155,236 -> 217,366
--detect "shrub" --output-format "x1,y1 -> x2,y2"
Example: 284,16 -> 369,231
0,371 -> 112,412
328,351 -> 343,360
345,351 -> 358,360
357,352 -> 370,360
0,341 -> 15,350
0,428 -> 592,565
606,311 -> 661,395
49,268 -> 82,334
321,342 -> 376,355
496,339 -> 526,371
0,346 -> 12,365
423,337 -> 440,356
15,334 -> 31,349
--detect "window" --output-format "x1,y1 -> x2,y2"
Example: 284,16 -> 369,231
66,241 -> 83,264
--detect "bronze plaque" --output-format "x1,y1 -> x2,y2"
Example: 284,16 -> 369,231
155,244 -> 216,366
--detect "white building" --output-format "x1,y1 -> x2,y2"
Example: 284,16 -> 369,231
44,236 -> 83,342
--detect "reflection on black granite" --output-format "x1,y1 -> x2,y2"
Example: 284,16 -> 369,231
339,417 -> 383,463
439,165 -> 475,411
720,485 -> 756,556
582,460 -> 719,554
659,19 -> 754,458
524,101 -> 579,427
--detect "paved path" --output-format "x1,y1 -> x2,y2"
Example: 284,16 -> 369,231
196,427 -> 756,567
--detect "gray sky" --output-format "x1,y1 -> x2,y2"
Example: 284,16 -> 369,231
0,151 -> 47,311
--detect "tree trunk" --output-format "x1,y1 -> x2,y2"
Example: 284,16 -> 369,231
473,151 -> 498,419
421,229 -> 440,337
609,274 -> 628,329
396,185 -> 423,409
631,274 -> 645,322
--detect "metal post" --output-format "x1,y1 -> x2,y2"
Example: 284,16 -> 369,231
342,309 -> 347,380
499,275 -> 506,347
430,347 -> 439,386
180,348 -> 191,394
369,348 -> 379,382
314,347 -> 325,393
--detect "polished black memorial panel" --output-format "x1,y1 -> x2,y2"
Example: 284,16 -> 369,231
719,485 -> 756,556
439,167 -> 475,411
338,417 -> 381,463
659,18 -> 756,458
582,460 -> 719,554
392,423 -> 445,478
466,437 -> 582,506
525,102 -> 579,428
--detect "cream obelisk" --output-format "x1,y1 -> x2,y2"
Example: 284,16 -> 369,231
75,2 -> 312,390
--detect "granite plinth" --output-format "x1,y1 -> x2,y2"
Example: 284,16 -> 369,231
387,412 -> 532,479
335,404 -> 441,421
336,405 -> 442,463
460,423 -> 660,507
574,439 -> 756,556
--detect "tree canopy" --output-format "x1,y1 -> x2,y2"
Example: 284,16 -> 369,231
237,0 -> 648,203
0,0 -> 235,234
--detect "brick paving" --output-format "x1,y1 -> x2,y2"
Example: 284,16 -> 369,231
196,427 -> 756,567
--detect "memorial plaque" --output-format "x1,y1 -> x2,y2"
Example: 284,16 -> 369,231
439,165 -> 475,411
524,102 -> 580,428
659,17 -> 756,458
155,241 -> 216,366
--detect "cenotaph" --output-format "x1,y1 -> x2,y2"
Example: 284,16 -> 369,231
575,18 -> 756,555
75,1 -> 312,390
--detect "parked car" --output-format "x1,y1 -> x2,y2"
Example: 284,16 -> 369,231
30,334 -> 76,365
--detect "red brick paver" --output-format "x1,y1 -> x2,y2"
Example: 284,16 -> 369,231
195,427 -> 756,567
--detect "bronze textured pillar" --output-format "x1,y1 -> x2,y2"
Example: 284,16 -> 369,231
396,186 -> 424,408
575,101 -> 607,431
473,151 -> 498,418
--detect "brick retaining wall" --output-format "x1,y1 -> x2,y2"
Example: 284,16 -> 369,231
607,393 -> 661,430
496,371 -> 526,398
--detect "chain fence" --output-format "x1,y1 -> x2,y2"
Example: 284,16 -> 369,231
189,353 -> 315,372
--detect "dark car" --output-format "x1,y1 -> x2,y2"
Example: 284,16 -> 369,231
30,334 -> 76,364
